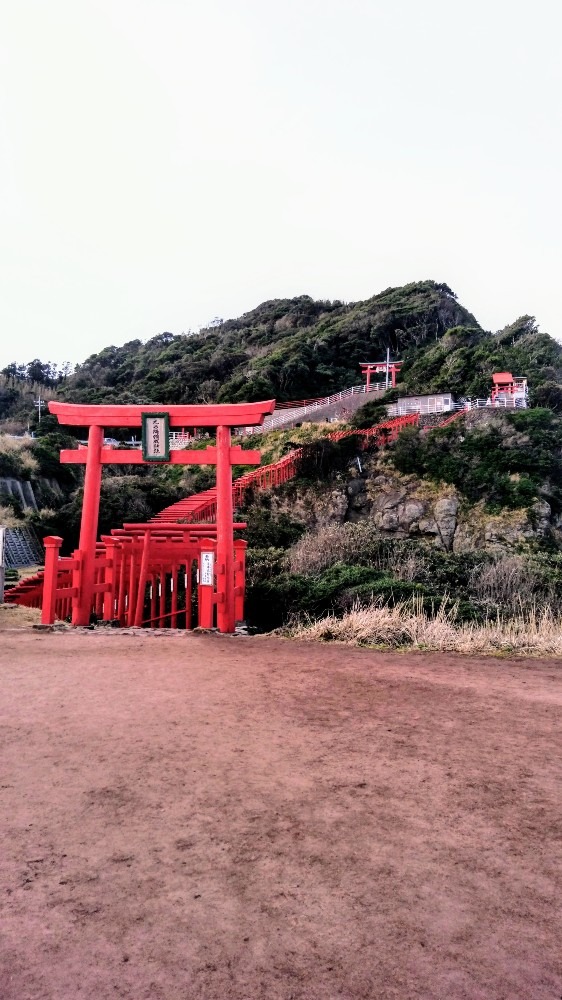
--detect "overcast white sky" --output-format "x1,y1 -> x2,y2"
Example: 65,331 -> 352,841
1,0 -> 560,370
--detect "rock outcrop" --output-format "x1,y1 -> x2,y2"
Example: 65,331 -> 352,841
265,455 -> 557,552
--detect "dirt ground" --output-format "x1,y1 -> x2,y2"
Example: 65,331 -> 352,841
0,632 -> 561,1000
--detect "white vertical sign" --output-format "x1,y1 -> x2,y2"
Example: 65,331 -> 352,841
200,551 -> 214,586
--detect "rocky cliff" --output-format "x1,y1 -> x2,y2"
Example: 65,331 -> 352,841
260,448 -> 558,554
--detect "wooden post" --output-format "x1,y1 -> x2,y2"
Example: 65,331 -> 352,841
234,539 -> 247,623
158,564 -> 166,627
102,536 -> 117,620
185,560 -> 192,629
0,526 -> 5,605
73,424 -> 103,625
170,562 -> 178,628
134,530 -> 150,627
42,535 -> 62,625
117,540 -> 129,624
148,572 -> 156,625
198,540 -> 215,629
126,542 -> 137,626
216,425 -> 235,633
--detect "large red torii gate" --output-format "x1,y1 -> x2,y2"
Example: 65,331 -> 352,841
48,399 -> 274,631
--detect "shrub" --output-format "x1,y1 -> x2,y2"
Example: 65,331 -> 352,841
244,554 -> 488,631
0,436 -> 38,479
390,409 -> 562,510
350,388 -> 400,429
0,503 -> 22,528
242,509 -> 305,549
294,437 -> 369,482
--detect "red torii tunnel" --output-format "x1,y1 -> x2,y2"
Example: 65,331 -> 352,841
48,399 -> 274,632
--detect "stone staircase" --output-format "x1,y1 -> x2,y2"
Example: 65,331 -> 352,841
4,526 -> 44,568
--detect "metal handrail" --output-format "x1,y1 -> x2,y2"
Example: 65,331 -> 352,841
247,382 -> 386,435
275,383 -> 384,410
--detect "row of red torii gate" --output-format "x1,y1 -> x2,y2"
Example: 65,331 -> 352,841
40,399 -> 276,632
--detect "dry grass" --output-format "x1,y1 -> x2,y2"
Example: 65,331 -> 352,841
256,422 -> 342,465
288,521 -> 430,579
284,598 -> 562,657
469,554 -> 559,611
0,434 -> 38,474
0,504 -> 22,528
289,522 -> 384,574
0,604 -> 42,628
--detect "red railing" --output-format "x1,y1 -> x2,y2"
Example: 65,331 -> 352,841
3,570 -> 45,610
435,409 -> 466,428
328,413 -> 419,443
154,413 -> 419,524
6,529 -> 247,629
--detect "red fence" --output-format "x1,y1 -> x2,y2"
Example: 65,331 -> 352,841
3,570 -> 45,610
6,528 -> 247,628
328,413 -> 419,444
434,409 -> 466,428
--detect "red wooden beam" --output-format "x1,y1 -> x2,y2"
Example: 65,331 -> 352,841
121,522 -> 247,532
49,400 -> 275,428
59,446 -> 261,465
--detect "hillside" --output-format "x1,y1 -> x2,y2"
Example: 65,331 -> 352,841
59,283 -> 562,412
2,281 -> 562,422
58,281 -> 479,406
235,410 -> 562,630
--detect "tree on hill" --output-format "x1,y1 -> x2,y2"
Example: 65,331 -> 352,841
6,282 -> 562,417
58,281 -> 479,407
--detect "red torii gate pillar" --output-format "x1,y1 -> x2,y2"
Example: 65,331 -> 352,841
49,400 -> 274,630
216,425 -> 235,633
78,424 -> 104,626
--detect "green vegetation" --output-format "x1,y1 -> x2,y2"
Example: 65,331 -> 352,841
245,523 -> 562,631
5,285 -> 560,421
0,436 -> 38,480
391,409 -> 562,511
0,363 -> 73,431
25,281 -> 477,408
350,388 -> 400,429
246,559 -> 440,631
397,317 -> 562,406
243,510 -> 305,549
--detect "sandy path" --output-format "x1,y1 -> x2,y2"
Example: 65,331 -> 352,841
0,632 -> 561,999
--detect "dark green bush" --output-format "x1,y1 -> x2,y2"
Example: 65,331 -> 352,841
391,409 -> 562,510
294,436 -> 375,483
245,554 -> 490,631
242,509 -> 305,549
0,450 -> 25,478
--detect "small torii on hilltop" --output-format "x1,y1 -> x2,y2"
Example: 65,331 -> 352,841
360,358 -> 403,390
